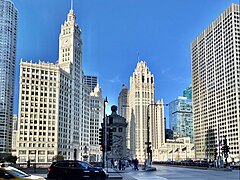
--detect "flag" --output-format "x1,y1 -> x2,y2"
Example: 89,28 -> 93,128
182,147 -> 187,152
191,146 -> 195,151
169,150 -> 172,154
174,148 -> 179,153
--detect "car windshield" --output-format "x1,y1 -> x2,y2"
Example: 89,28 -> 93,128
8,169 -> 30,178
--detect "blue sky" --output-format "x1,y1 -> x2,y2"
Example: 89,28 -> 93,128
12,0 -> 239,127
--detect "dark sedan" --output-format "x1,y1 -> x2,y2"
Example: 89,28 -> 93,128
47,160 -> 108,180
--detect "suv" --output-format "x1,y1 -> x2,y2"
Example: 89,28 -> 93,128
47,160 -> 108,180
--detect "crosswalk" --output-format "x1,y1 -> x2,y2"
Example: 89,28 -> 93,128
133,177 -> 167,180
121,172 -> 168,180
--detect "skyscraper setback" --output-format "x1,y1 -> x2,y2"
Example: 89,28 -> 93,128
124,61 -> 165,162
0,0 -> 17,156
191,4 -> 240,161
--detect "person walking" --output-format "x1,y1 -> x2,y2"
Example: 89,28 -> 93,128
27,160 -> 30,168
122,160 -> 125,170
118,159 -> 122,170
134,158 -> 139,170
111,159 -> 114,168
114,160 -> 118,169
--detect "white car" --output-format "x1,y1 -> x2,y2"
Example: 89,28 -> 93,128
0,166 -> 45,180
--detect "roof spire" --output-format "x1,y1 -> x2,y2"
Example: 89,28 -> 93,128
137,52 -> 140,62
71,0 -> 74,10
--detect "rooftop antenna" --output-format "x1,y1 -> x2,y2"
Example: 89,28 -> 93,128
137,52 -> 140,62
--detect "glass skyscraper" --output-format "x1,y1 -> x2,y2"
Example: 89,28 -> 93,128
169,97 -> 193,143
183,86 -> 192,100
0,0 -> 17,156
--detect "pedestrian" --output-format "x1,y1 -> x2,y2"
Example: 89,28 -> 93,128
111,159 -> 114,168
118,159 -> 122,170
134,158 -> 139,170
122,160 -> 125,170
114,160 -> 118,169
27,160 -> 30,168
131,159 -> 135,169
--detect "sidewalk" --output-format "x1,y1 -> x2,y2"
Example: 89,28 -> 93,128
107,165 -> 146,180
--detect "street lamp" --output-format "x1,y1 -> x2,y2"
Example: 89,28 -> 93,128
146,103 -> 168,170
103,97 -> 108,168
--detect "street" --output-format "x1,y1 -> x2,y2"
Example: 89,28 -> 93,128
121,165 -> 240,180
30,165 -> 240,180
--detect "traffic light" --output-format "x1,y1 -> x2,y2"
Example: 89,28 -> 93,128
99,128 -> 104,146
147,146 -> 151,153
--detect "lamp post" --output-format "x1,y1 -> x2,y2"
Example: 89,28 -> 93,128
146,103 -> 168,170
103,97 -> 108,168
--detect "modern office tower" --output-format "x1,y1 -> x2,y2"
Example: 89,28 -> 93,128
169,97 -> 193,142
118,84 -> 129,148
128,61 -> 155,162
16,7 -> 89,163
84,75 -> 98,92
0,0 -> 17,157
118,84 -> 128,118
191,4 -> 240,161
183,86 -> 192,100
89,84 -> 103,162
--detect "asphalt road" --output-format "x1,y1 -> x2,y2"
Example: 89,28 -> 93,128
121,165 -> 240,180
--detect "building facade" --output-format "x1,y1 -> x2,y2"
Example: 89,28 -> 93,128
11,114 -> 17,156
127,61 -> 155,162
16,7 -> 90,163
191,4 -> 240,161
107,105 -> 127,161
0,0 -> 17,156
89,84 -> 103,162
118,84 -> 129,149
169,97 -> 193,143
152,100 -> 165,149
155,137 -> 195,162
118,84 -> 128,118
84,75 -> 98,92
183,86 -> 192,100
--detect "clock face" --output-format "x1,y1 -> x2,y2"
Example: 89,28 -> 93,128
75,40 -> 80,47
63,38 -> 70,45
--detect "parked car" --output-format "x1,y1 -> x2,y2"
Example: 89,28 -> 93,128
0,165 -> 45,180
47,160 -> 108,180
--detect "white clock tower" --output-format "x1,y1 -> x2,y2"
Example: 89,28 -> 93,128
57,5 -> 89,160
58,7 -> 82,76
